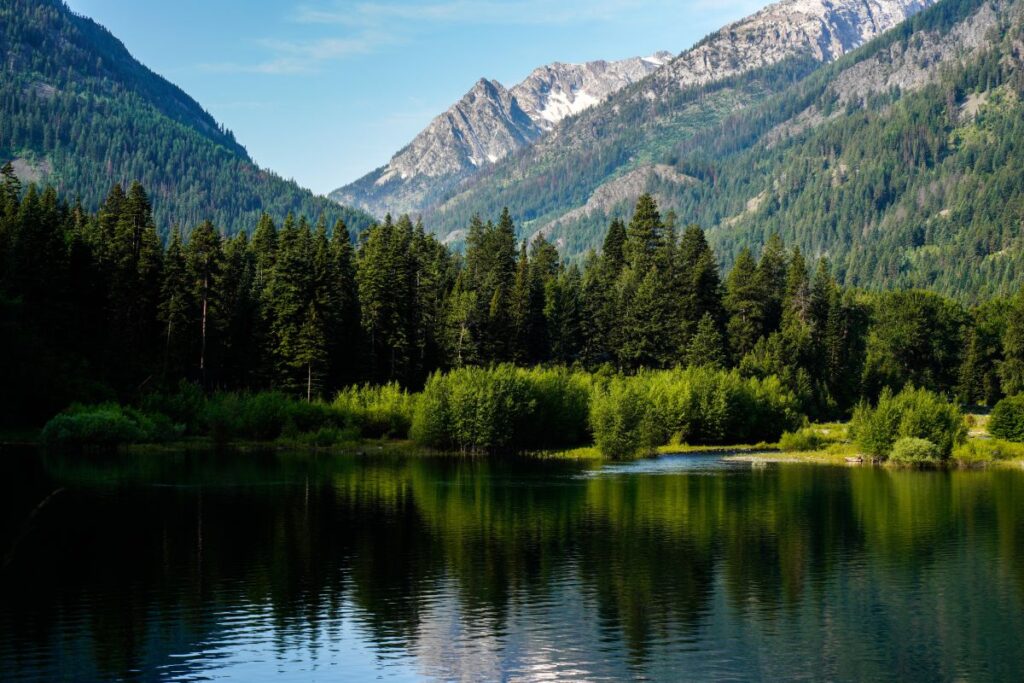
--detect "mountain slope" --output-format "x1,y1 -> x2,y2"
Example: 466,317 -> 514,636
676,0 -> 1024,298
0,0 -> 373,237
471,0 -> 1017,299
330,53 -> 671,218
421,0 -> 939,247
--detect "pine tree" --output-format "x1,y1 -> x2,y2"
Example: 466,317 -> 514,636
221,232 -> 259,389
545,266 -> 584,365
756,233 -> 787,335
444,271 -> 477,367
329,219 -> 362,387
357,215 -> 416,383
1001,289 -> 1024,396
725,247 -> 764,359
784,246 -> 810,322
686,313 -> 726,368
602,218 -> 627,274
509,242 -> 532,363
624,193 -> 663,273
159,229 -> 195,383
677,225 -> 724,343
618,267 -> 674,369
410,221 -> 454,382
296,302 -> 329,401
185,220 -> 224,384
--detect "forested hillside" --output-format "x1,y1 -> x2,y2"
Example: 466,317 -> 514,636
0,0 -> 373,238
427,0 -> 1024,300
664,0 -> 1024,298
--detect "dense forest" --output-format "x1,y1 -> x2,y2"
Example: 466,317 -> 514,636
0,0 -> 373,238
3,170 -> 1022,432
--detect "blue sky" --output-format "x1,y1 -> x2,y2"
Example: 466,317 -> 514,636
64,0 -> 765,195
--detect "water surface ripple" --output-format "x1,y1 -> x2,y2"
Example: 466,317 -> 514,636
1,449 -> 1023,681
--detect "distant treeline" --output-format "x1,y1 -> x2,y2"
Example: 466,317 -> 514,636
2,170 -> 1023,427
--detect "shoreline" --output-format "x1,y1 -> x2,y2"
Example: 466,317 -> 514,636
9,430 -> 1024,469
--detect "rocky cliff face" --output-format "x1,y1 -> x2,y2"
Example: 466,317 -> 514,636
511,52 -> 673,129
330,53 -> 671,218
646,0 -> 935,95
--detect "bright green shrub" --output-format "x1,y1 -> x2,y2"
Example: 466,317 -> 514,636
411,365 -> 592,453
889,437 -> 942,465
333,383 -> 417,439
851,386 -> 965,460
988,394 -> 1024,442
589,368 -> 802,459
590,378 -> 647,459
41,403 -> 182,447
779,428 -> 825,452
522,368 -> 592,448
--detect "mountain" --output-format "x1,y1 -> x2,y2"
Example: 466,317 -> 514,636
415,0 -> 939,247
675,0 -> 1024,298
330,52 -> 672,218
434,0 -> 1022,299
0,0 -> 373,237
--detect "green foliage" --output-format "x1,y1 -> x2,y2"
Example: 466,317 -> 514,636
589,378 -> 648,459
888,437 -> 942,465
411,366 -> 592,454
333,384 -> 417,439
201,392 -> 342,443
952,437 -> 1024,464
778,428 -> 826,452
0,0 -> 373,238
296,426 -> 362,447
140,381 -> 207,434
590,367 -> 802,459
41,403 -> 181,447
988,394 -> 1024,442
851,386 -> 966,460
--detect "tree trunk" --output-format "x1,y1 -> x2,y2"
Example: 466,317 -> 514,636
199,275 -> 208,382
307,363 -> 312,403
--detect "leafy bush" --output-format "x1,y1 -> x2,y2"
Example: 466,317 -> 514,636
988,394 -> 1024,442
297,426 -> 361,447
889,437 -> 942,465
41,403 -> 182,447
333,383 -> 417,439
141,381 -> 207,434
851,386 -> 966,460
778,428 -> 825,452
590,378 -> 647,459
778,424 -> 847,452
202,392 -> 342,442
589,368 -> 802,459
411,365 -> 592,454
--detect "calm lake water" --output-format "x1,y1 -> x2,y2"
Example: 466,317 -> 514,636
2,448 -> 1024,681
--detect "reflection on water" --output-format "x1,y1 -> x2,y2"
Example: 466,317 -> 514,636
1,448 -> 1024,681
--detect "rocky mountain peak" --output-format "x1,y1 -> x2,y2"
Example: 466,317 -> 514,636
330,52 -> 671,217
649,0 -> 937,93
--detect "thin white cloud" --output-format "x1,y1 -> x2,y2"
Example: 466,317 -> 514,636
200,32 -> 395,74
207,0 -> 767,75
292,0 -> 762,27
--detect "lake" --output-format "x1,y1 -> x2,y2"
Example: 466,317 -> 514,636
2,448 -> 1023,681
